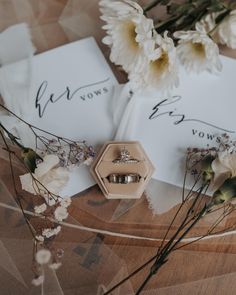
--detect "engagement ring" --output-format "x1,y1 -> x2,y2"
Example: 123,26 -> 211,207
112,148 -> 139,164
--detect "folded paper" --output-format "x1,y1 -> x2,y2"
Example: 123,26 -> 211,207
115,55 -> 236,192
0,34 -> 118,197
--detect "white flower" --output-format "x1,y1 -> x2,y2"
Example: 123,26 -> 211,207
60,197 -> 72,208
49,262 -> 62,270
196,13 -> 218,34
212,151 -> 236,188
35,249 -> 51,265
34,203 -> 47,214
217,10 -> 236,49
42,228 -> 53,238
100,0 -> 154,73
100,0 -> 143,18
35,235 -> 44,242
42,226 -> 62,238
46,196 -> 57,206
83,157 -> 94,166
32,275 -> 44,286
20,154 -> 69,200
53,225 -> 62,235
130,32 -> 179,92
174,29 -> 222,73
54,206 -> 68,221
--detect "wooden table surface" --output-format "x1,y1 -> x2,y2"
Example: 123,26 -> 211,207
1,1 -> 236,295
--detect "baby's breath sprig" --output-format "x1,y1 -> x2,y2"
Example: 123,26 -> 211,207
0,103 -> 95,286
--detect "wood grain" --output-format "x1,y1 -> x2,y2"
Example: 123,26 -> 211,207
0,1 -> 236,294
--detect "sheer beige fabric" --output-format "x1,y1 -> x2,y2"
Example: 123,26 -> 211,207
1,1 -> 236,294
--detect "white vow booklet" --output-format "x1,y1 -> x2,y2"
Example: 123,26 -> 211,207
128,55 -> 236,189
0,37 -> 118,196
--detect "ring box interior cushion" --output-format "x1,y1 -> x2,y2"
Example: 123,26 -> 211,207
90,141 -> 155,199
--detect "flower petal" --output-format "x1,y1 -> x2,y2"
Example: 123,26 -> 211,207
35,154 -> 59,177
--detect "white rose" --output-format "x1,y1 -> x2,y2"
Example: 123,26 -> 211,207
211,151 -> 236,189
20,154 -> 69,200
217,10 -> 236,49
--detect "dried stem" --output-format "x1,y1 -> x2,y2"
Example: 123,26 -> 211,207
144,0 -> 164,13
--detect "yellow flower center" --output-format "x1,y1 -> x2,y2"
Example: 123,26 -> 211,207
124,21 -> 139,49
151,51 -> 169,75
191,42 -> 205,58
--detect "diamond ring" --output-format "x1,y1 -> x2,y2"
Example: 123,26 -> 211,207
112,148 -> 139,164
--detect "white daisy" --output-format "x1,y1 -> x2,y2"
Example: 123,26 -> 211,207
54,206 -> 68,222
130,32 -> 179,92
217,10 -> 236,49
35,249 -> 51,265
196,13 -> 218,34
174,30 -> 222,73
196,13 -> 222,44
101,1 -> 154,73
100,0 -> 143,19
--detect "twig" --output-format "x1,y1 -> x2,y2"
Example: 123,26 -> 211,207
144,0 -> 164,13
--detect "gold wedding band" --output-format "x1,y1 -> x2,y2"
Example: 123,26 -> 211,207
107,173 -> 141,184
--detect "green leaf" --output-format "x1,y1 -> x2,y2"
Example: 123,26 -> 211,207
201,155 -> 215,183
201,155 -> 215,172
213,177 -> 236,205
21,148 -> 42,173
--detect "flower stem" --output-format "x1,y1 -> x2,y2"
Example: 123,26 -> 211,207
104,184 -> 209,295
0,130 -> 36,240
135,201 -> 210,294
144,0 -> 164,13
0,122 -> 25,150
154,14 -> 183,33
103,254 -> 157,295
135,272 -> 153,295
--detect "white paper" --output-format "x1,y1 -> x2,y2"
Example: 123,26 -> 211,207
128,55 -> 236,189
0,37 -> 118,196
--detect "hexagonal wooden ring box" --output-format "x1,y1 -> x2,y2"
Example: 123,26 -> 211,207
90,141 -> 155,199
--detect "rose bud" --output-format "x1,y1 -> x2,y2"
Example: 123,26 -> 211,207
212,176 -> 236,205
201,155 -> 215,183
